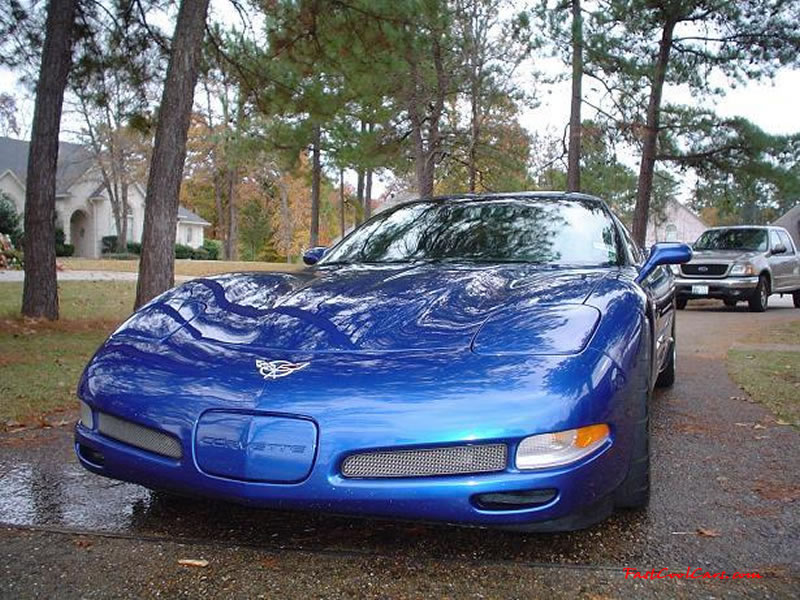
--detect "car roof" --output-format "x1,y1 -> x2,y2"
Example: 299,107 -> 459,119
704,225 -> 788,233
395,191 -> 605,207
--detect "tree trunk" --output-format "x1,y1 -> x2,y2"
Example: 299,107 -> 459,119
631,19 -> 676,248
225,164 -> 238,259
135,0 -> 210,309
355,169 -> 364,225
310,123 -> 321,247
364,169 -> 372,219
339,168 -> 345,238
22,0 -> 78,320
566,0 -> 583,192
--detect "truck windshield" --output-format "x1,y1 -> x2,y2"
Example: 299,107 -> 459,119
694,228 -> 768,252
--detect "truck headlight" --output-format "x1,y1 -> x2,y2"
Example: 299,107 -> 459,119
669,264 -> 680,275
730,264 -> 754,276
516,424 -> 610,470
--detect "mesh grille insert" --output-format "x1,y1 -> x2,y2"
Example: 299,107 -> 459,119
96,412 -> 183,459
341,443 -> 507,478
681,263 -> 729,277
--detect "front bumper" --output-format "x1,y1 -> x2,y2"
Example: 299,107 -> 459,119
675,276 -> 759,300
74,421 -> 621,530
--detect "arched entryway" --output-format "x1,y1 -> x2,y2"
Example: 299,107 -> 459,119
69,209 -> 92,257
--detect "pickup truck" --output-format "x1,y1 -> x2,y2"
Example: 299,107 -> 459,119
674,225 -> 800,312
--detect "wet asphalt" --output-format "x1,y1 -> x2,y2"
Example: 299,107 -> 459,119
1,297 -> 798,598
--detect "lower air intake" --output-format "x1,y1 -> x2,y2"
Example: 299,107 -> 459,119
96,412 -> 183,459
341,443 -> 507,478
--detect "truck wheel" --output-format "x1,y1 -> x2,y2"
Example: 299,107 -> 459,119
676,297 -> 687,310
723,299 -> 737,308
794,291 -> 800,308
748,276 -> 769,312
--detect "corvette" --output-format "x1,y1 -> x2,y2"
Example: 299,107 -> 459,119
75,192 -> 691,531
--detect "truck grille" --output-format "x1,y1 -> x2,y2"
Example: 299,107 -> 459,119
681,263 -> 729,277
341,443 -> 507,478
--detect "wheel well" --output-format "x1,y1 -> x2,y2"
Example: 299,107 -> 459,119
760,271 -> 771,292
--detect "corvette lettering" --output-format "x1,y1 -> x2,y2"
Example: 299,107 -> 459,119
255,359 -> 310,380
200,437 -> 307,454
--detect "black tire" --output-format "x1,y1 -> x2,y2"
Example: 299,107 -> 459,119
723,299 -> 737,308
615,323 -> 651,510
655,328 -> 676,388
748,275 -> 769,312
794,291 -> 800,308
675,296 -> 687,310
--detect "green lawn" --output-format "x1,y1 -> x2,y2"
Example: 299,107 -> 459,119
727,319 -> 800,429
0,281 -> 135,425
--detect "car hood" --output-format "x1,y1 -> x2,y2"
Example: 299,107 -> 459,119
145,264 -> 610,353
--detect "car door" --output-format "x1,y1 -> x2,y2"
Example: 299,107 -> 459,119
777,230 -> 800,290
769,229 -> 792,291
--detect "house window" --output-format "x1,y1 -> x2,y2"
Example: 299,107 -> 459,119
126,213 -> 134,238
186,226 -> 193,244
665,223 -> 678,241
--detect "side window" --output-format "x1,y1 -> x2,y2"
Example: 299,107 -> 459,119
616,219 -> 643,265
769,230 -> 782,251
778,231 -> 796,255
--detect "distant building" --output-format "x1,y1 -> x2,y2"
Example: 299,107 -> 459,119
0,136 -> 209,257
773,204 -> 800,250
645,199 -> 708,247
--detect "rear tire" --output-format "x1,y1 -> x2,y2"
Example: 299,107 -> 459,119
794,291 -> 800,308
615,323 -> 651,510
676,296 -> 687,310
748,276 -> 769,312
723,299 -> 737,308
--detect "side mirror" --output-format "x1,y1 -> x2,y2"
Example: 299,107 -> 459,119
772,243 -> 787,255
302,246 -> 328,265
635,242 -> 692,284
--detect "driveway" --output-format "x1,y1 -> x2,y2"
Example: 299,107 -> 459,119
1,299 -> 798,598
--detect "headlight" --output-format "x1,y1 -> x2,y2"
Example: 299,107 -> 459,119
669,264 -> 680,275
729,263 -> 755,276
516,424 -> 610,470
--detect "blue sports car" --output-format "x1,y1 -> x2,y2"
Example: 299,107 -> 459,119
75,192 -> 691,531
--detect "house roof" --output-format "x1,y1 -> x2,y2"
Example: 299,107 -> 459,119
178,205 -> 210,226
773,203 -> 800,228
0,136 -> 95,194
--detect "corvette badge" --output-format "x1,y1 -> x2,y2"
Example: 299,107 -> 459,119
256,359 -> 310,380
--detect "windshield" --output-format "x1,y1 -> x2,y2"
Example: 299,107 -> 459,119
694,228 -> 768,252
320,197 -> 622,267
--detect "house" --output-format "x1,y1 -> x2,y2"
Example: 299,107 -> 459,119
645,198 -> 708,247
773,204 -> 800,250
0,136 -> 210,257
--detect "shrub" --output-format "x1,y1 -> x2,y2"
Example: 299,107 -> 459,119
101,235 -> 118,254
191,247 -> 210,260
174,244 -> 193,259
126,241 -> 142,255
0,193 -> 22,243
202,239 -> 221,260
55,228 -> 74,257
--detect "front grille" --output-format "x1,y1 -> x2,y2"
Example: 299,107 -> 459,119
341,443 -> 507,478
96,412 -> 183,459
681,263 -> 729,277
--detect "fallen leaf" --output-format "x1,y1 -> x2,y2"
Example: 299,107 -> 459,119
734,422 -> 753,427
260,557 -> 278,568
697,527 -> 721,538
753,424 -> 767,430
775,419 -> 792,426
73,538 -> 93,549
178,559 -> 209,568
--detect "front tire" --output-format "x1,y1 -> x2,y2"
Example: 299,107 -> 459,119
793,291 -> 800,308
615,323 -> 651,510
723,299 -> 737,308
748,276 -> 769,312
655,336 -> 676,388
676,296 -> 687,310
